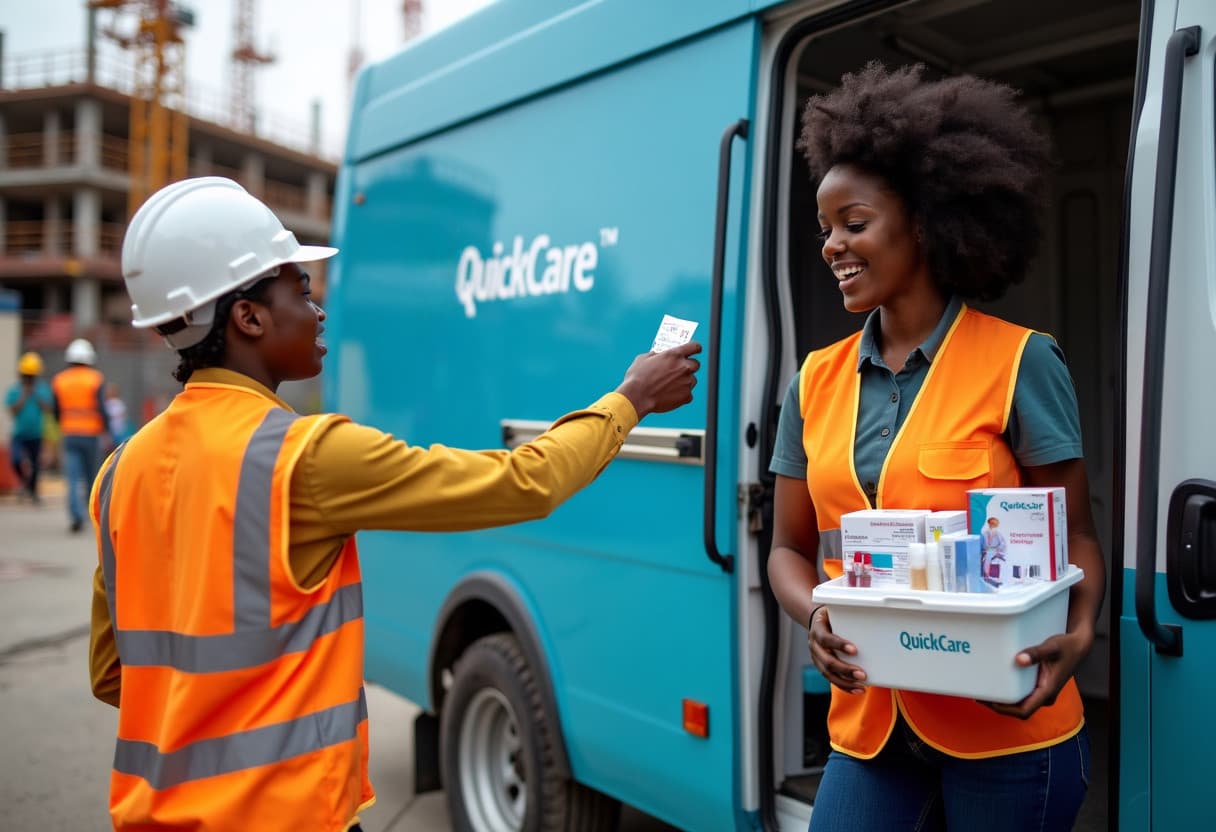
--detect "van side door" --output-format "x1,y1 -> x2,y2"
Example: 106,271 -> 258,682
1120,1 -> 1216,828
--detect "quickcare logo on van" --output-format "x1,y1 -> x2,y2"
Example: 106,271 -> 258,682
455,234 -> 602,318
899,631 -> 972,654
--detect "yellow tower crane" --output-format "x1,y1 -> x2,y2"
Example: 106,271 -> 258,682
231,0 -> 274,133
89,0 -> 195,217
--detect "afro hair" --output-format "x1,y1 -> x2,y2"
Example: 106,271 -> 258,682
798,62 -> 1051,301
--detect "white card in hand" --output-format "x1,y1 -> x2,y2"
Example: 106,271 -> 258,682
651,314 -> 699,352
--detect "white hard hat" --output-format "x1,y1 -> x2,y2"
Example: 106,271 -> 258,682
65,338 -> 97,365
121,177 -> 338,349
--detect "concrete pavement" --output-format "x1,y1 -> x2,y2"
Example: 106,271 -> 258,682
0,486 -> 677,832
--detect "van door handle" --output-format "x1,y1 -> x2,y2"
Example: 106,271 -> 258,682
704,118 -> 748,575
1133,26 -> 1199,657
1166,480 -> 1216,619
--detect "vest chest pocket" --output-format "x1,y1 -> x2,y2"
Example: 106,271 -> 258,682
917,441 -> 993,494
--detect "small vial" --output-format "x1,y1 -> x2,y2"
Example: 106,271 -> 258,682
925,539 -> 944,592
908,542 -> 928,590
860,552 -> 873,588
846,552 -> 861,587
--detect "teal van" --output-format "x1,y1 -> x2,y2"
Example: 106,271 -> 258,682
326,1 -> 1216,829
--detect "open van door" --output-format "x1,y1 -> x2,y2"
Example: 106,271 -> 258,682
1120,1 -> 1216,828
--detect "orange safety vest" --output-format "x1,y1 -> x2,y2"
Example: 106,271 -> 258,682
800,304 -> 1085,759
52,365 -> 106,435
90,382 -> 374,830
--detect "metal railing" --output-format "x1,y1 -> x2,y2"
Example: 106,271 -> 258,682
3,131 -> 132,172
5,220 -> 70,255
1,44 -> 339,160
3,220 -> 126,257
98,223 -> 124,254
262,179 -> 308,213
5,132 -> 76,168
99,134 -> 128,171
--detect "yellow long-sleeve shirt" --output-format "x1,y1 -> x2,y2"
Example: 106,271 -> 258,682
90,367 -> 638,706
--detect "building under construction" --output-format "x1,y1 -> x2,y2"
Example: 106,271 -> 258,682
0,2 -> 338,416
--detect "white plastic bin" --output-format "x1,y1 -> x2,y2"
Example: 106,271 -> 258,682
811,568 -> 1083,703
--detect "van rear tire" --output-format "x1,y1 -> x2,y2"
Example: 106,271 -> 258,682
440,633 -> 621,832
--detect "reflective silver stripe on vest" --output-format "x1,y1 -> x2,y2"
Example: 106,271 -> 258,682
233,408 -> 296,630
113,687 -> 369,789
114,581 -> 362,672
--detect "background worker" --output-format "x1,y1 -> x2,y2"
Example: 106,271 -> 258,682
88,176 -> 701,832
102,383 -> 134,444
6,351 -> 54,502
767,64 -> 1105,831
52,337 -> 108,532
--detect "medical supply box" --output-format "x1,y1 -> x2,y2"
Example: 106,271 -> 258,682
812,567 -> 1083,703
968,487 -> 1069,584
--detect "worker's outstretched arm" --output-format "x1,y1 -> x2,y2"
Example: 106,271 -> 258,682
294,343 -> 701,535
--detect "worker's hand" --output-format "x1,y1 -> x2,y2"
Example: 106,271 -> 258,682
615,341 -> 701,418
809,606 -> 867,694
977,624 -> 1094,720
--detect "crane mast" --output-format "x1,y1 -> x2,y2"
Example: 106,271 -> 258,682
231,0 -> 274,133
90,0 -> 193,217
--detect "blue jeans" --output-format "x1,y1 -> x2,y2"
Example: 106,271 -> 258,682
808,718 -> 1090,832
10,436 -> 43,496
62,434 -> 101,526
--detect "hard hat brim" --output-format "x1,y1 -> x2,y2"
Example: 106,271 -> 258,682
290,245 -> 339,263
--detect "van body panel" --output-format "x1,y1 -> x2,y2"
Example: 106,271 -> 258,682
331,0 -> 1216,828
329,14 -> 760,829
350,0 -> 772,160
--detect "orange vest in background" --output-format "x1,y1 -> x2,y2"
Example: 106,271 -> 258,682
90,382 -> 374,831
800,305 -> 1085,759
52,365 -> 105,435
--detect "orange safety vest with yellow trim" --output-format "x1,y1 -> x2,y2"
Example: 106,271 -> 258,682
52,365 -> 106,435
799,304 -> 1084,759
90,382 -> 374,831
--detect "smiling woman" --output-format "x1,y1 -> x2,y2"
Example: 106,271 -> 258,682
765,62 -> 1107,832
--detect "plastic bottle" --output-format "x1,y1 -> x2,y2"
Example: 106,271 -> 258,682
925,535 -> 944,592
908,542 -> 928,590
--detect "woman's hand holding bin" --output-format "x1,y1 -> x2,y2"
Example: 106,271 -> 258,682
808,605 -> 867,694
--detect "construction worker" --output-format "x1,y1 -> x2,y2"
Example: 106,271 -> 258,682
88,177 -> 701,831
6,351 -> 54,502
51,337 -> 108,531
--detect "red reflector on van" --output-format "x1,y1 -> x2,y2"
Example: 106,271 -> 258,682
683,699 -> 709,738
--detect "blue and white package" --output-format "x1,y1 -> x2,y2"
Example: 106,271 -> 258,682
942,533 -> 993,594
968,488 -> 1068,585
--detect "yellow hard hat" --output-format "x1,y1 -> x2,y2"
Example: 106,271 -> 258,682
18,351 -> 44,376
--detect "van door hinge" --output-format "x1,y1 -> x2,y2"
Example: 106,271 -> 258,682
740,482 -> 769,534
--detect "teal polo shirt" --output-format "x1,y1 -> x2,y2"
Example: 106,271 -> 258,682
769,297 -> 1083,503
6,380 -> 54,440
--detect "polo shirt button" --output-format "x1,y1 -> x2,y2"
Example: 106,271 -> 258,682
890,393 -> 898,403
880,427 -> 891,437
865,481 -> 876,492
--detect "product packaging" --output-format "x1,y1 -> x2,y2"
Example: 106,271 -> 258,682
924,510 -> 967,542
968,488 -> 1069,584
841,509 -> 930,587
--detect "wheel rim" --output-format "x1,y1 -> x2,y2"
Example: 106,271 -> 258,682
457,687 -> 527,832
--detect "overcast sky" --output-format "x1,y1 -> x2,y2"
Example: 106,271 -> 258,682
1,0 -> 496,156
